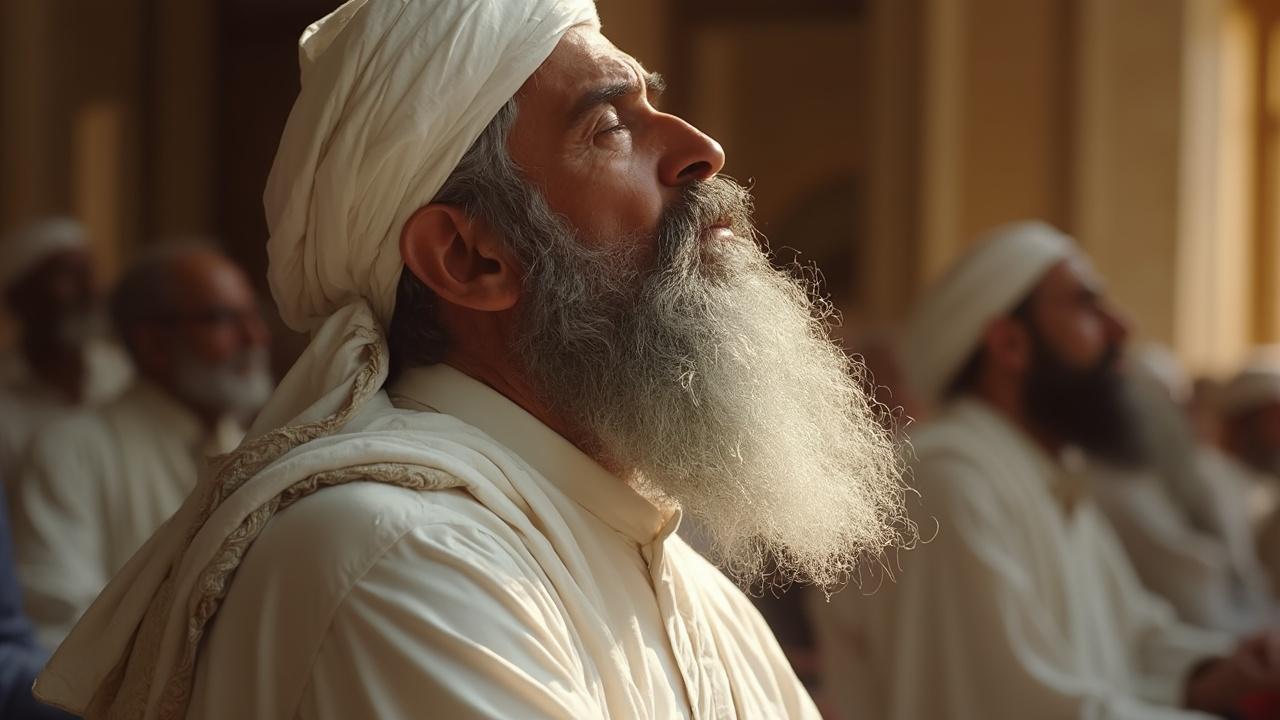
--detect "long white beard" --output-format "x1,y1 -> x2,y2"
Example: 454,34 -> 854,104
515,178 -> 911,589
175,346 -> 274,420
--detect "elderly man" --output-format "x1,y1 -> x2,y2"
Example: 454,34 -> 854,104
0,217 -> 131,479
37,2 -> 907,719
10,244 -> 271,648
809,221 -> 1280,720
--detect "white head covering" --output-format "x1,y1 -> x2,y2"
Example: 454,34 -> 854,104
249,0 -> 599,436
1219,345 -> 1280,417
33,2 -> 597,716
0,216 -> 87,291
903,220 -> 1078,404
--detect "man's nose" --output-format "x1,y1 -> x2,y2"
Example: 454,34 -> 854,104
657,114 -> 726,188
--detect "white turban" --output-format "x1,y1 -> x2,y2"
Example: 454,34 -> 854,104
0,216 -> 87,291
249,0 -> 599,435
903,221 -> 1077,404
1219,346 -> 1280,416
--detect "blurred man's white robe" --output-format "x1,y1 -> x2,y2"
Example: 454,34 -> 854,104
1091,463 -> 1273,634
10,380 -> 240,647
809,399 -> 1232,720
0,339 -> 130,482
62,365 -> 817,719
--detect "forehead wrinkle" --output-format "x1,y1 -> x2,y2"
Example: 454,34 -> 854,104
563,53 -> 652,127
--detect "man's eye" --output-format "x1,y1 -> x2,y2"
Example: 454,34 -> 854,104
600,124 -> 627,135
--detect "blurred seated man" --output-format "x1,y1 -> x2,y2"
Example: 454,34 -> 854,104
0,217 -> 131,479
1089,345 -> 1274,634
1216,351 -> 1280,590
10,243 -> 272,647
809,221 -> 1280,720
35,2 -> 908,717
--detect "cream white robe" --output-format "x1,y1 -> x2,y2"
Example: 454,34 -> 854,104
175,365 -> 817,719
0,340 -> 131,481
10,380 -> 240,648
1090,463 -> 1273,634
1195,447 -> 1280,594
808,399 -> 1233,720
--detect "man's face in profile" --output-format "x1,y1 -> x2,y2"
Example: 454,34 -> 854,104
507,27 -> 732,276
477,27 -> 909,589
1020,259 -> 1142,465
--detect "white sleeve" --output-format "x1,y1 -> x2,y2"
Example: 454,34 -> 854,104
861,455 -> 1216,720
1092,475 -> 1244,632
297,522 -> 602,720
1087,513 -> 1235,706
8,418 -> 111,650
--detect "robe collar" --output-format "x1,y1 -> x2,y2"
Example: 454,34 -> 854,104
388,363 -> 673,546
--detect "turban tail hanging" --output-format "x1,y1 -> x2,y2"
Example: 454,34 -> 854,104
35,1 -> 599,717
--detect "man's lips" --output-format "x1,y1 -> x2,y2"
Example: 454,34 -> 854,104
704,221 -> 735,242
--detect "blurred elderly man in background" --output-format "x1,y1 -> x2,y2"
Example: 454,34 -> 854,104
10,243 -> 271,648
1218,351 -> 1280,591
0,217 -> 131,479
36,1 -> 908,718
810,221 -> 1280,720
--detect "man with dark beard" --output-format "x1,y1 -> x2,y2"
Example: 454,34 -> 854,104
809,221 -> 1280,720
36,2 -> 908,719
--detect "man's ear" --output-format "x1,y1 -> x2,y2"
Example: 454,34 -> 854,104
982,315 -> 1033,375
399,204 -> 520,312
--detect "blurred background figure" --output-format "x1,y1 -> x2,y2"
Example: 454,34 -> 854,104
0,217 -> 131,479
1217,350 -> 1280,591
9,243 -> 272,648
1088,344 -> 1275,634
810,221 -> 1276,720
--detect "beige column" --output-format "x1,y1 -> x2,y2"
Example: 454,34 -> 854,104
1074,0 -> 1191,352
918,0 -> 968,285
864,0 -> 925,321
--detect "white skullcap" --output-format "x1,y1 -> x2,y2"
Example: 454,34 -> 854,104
0,216 -> 87,291
265,0 -> 599,333
903,220 -> 1078,404
1219,346 -> 1280,416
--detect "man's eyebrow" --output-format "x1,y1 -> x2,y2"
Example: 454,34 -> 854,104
567,71 -> 667,126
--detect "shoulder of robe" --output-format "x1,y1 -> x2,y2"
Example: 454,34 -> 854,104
665,535 -> 742,600
233,480 -> 534,607
900,425 -> 1024,545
